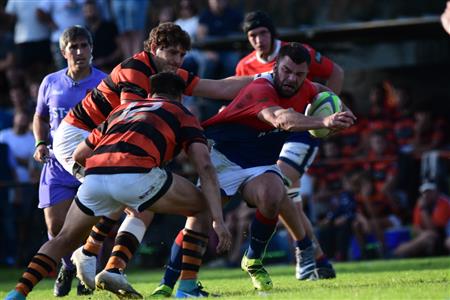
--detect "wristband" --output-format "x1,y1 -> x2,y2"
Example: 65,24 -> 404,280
35,140 -> 47,148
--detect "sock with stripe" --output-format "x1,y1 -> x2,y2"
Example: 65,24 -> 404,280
83,216 -> 118,257
161,229 -> 184,288
104,216 -> 146,273
15,253 -> 57,296
246,210 -> 278,259
178,229 -> 208,292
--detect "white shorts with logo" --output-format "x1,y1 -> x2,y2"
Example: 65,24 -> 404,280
53,121 -> 90,180
75,168 -> 172,217
210,147 -> 282,197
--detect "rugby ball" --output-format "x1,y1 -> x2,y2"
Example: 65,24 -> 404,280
305,92 -> 342,138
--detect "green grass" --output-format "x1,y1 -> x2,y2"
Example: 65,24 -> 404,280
1,257 -> 449,299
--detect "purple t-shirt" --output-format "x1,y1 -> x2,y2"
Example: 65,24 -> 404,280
35,67 -> 106,142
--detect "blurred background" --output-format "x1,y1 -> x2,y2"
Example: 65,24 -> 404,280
0,0 -> 449,268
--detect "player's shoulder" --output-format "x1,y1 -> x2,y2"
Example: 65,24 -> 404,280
238,51 -> 258,66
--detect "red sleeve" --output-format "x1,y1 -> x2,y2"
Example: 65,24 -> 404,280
432,198 -> 450,228
303,44 -> 334,81
413,204 -> 421,226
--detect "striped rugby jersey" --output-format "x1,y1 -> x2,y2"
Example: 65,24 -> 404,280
84,98 -> 206,175
64,51 -> 200,131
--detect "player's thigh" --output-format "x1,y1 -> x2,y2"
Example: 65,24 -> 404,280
242,172 -> 285,209
149,173 -> 208,216
43,198 -> 73,234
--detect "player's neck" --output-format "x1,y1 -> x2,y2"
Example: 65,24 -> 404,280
67,66 -> 92,82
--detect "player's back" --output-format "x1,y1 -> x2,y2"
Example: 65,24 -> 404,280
85,99 -> 205,175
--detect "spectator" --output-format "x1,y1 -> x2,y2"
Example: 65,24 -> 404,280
335,91 -> 365,157
392,86 -> 415,153
83,0 -> 122,73
197,0 -> 243,79
393,182 -> 450,257
175,0 -> 202,75
111,0 -> 149,58
0,111 -> 35,266
317,172 -> 357,261
5,0 -> 52,82
0,111 -> 35,185
0,21 -> 15,130
0,142 -> 19,266
352,170 -> 401,259
37,0 -> 85,69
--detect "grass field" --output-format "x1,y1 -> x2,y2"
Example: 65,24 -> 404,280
1,257 -> 449,299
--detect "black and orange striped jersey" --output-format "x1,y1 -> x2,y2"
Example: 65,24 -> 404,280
64,51 -> 200,131
84,98 -> 206,175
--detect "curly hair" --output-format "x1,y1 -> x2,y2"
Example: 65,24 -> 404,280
143,22 -> 191,52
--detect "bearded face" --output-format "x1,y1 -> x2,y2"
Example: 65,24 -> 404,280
273,56 -> 308,98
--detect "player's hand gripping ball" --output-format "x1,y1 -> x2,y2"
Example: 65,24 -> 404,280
305,91 -> 342,138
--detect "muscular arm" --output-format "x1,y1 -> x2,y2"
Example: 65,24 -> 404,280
187,142 -> 224,224
32,113 -> 50,163
73,140 -> 94,167
258,106 -> 355,132
187,142 -> 231,252
192,76 -> 252,100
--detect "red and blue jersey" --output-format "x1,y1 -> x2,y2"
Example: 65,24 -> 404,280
202,78 -> 318,167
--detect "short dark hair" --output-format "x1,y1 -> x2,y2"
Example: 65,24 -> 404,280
59,25 -> 93,50
242,10 -> 277,37
143,22 -> 191,53
149,72 -> 186,99
276,42 -> 311,65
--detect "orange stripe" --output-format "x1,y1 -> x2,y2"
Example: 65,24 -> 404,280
29,262 -> 48,276
106,256 -> 126,270
85,237 -> 102,255
180,270 -> 197,280
92,226 -> 107,236
23,272 -> 39,286
36,255 -> 56,269
16,283 -> 30,296
182,256 -> 202,266
112,245 -> 132,260
182,241 -> 202,252
185,232 -> 208,244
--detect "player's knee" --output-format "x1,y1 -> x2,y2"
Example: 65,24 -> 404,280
257,195 -> 281,219
47,222 -> 64,238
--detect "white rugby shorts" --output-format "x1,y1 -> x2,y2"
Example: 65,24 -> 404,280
75,168 -> 172,217
53,121 -> 90,180
209,147 -> 282,197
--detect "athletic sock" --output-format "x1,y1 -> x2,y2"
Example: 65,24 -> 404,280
15,253 -> 57,296
179,229 -> 208,291
246,210 -> 278,259
83,216 -> 118,257
161,229 -> 184,288
104,216 -> 146,272
296,236 -> 312,250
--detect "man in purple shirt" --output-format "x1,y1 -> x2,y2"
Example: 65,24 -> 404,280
32,25 -> 106,297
